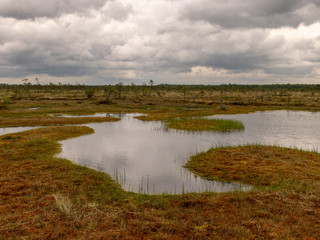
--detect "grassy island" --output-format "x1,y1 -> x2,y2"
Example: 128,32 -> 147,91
166,118 -> 244,132
186,145 -> 320,187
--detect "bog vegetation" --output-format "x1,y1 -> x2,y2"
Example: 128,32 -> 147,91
166,118 -> 244,132
0,82 -> 319,239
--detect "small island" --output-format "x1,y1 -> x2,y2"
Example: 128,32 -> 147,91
166,118 -> 244,132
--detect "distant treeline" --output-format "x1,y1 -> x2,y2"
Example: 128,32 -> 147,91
1,83 -> 320,92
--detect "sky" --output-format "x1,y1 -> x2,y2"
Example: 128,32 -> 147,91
0,0 -> 320,85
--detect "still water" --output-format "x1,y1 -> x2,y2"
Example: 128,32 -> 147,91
56,110 -> 320,194
0,126 -> 38,136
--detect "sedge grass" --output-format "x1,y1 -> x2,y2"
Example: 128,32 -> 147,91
166,118 -> 244,132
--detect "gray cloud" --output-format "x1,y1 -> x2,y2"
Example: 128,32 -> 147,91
180,0 -> 320,28
0,0 -> 320,85
0,0 -> 107,19
103,1 -> 133,21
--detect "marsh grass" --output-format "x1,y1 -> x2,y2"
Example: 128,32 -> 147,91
185,145 -> 320,188
53,193 -> 74,217
0,115 -> 120,127
166,118 -> 244,132
0,99 -> 319,239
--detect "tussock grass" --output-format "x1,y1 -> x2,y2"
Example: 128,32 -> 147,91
166,118 -> 244,132
53,193 -> 73,216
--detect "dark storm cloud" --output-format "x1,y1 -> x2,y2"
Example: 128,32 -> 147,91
0,0 -> 107,19
180,0 -> 320,28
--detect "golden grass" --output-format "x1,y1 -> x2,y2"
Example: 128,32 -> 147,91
52,193 -> 74,217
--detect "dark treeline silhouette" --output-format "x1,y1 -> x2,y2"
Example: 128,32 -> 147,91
1,83 -> 320,92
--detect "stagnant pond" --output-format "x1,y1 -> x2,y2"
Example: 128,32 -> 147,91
1,110 -> 319,194
55,110 -> 320,194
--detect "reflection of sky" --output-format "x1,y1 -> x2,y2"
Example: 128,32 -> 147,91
57,111 -> 320,194
2,111 -> 317,194
0,126 -> 38,136
208,110 -> 320,151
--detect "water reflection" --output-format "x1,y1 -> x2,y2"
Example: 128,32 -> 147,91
58,113 -> 246,194
57,110 -> 320,194
0,126 -> 38,136
2,111 -> 318,194
54,113 -> 126,118
207,110 -> 320,151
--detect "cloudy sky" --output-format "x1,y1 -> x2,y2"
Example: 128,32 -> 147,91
0,0 -> 320,85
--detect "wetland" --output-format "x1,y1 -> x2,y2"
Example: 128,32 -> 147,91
0,84 -> 319,239
57,110 -> 320,194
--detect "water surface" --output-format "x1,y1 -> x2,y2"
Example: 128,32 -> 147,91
57,110 -> 320,194
0,126 -> 38,136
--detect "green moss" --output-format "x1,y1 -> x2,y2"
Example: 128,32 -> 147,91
166,118 -> 244,132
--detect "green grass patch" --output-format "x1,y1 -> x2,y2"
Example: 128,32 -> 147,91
166,118 -> 244,131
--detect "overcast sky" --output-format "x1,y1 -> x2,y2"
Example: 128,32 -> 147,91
0,0 -> 320,85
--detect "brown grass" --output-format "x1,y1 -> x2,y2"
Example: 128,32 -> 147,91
0,126 -> 319,239
186,145 -> 320,186
0,116 -> 120,127
0,93 -> 319,239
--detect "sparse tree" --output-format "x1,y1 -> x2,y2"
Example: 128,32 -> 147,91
180,85 -> 188,100
85,89 -> 95,99
130,82 -> 139,97
142,82 -> 148,96
104,86 -> 115,103
22,78 -> 29,85
115,82 -> 123,99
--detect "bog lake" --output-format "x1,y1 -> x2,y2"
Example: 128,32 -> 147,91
1,110 -> 320,194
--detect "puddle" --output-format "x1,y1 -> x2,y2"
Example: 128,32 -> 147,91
57,110 -> 320,194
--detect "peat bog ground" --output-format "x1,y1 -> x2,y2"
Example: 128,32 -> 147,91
0,85 -> 319,239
